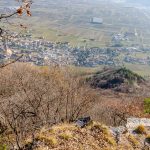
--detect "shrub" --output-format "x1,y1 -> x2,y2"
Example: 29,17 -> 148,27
91,123 -> 109,135
103,135 -> 116,145
128,134 -> 139,148
36,135 -> 57,147
0,145 -> 7,150
59,131 -> 73,140
47,137 -> 58,147
144,98 -> 150,114
134,125 -> 146,134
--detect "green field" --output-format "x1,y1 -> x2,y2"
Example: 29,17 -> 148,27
2,0 -> 150,48
1,0 -> 150,76
68,63 -> 150,79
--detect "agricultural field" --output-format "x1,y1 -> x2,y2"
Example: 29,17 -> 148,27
27,0 -> 150,47
1,0 -> 150,76
2,0 -> 150,48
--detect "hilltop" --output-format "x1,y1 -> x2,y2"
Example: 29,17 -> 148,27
87,68 -> 146,92
23,122 -> 150,150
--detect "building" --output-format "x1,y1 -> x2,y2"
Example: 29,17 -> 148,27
91,17 -> 103,24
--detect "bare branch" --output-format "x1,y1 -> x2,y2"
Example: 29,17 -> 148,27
0,12 -> 18,20
0,55 -> 23,68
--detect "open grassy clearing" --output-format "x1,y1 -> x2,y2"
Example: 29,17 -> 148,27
68,64 -> 150,78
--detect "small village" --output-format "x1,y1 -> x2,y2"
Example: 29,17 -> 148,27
0,32 -> 150,67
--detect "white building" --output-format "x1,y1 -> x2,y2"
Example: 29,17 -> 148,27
91,17 -> 103,24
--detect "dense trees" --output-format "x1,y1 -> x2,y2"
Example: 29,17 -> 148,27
0,63 -> 97,149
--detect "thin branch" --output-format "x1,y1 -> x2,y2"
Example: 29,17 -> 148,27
0,54 -> 23,68
0,12 -> 18,20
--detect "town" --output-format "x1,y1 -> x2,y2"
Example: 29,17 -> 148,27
0,31 -> 150,67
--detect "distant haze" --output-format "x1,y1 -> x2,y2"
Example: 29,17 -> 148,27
1,0 -> 150,7
126,0 -> 150,6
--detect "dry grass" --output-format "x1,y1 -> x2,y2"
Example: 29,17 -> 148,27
21,122 -> 150,150
89,122 -> 110,136
134,125 -> 147,134
32,122 -> 118,149
103,135 -> 116,146
36,147 -> 50,150
24,137 -> 33,146
36,135 -> 58,147
51,123 -> 76,132
128,134 -> 140,148
59,131 -> 73,140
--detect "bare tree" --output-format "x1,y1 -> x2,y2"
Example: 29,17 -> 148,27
91,93 -> 145,127
0,63 -> 97,149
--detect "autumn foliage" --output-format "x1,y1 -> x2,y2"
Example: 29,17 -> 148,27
0,63 -> 97,149
17,3 -> 32,16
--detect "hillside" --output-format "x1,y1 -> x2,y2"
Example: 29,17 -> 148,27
0,64 -> 149,149
1,1 -> 150,150
87,68 -> 146,92
23,122 -> 150,150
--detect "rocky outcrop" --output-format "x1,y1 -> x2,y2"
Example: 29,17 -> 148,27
24,121 -> 150,150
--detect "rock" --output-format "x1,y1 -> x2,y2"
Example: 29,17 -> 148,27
75,116 -> 91,128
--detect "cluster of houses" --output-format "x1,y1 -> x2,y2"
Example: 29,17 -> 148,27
0,32 -> 150,67
112,32 -> 136,43
118,47 -> 150,65
124,56 -> 150,65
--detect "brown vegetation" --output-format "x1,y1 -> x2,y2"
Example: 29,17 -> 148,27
0,63 -> 97,149
90,90 -> 146,126
134,125 -> 147,134
0,63 -> 148,149
23,122 -> 150,150
30,122 -> 118,150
